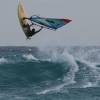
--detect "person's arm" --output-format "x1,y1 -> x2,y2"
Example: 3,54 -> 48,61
34,27 -> 43,34
23,17 -> 31,20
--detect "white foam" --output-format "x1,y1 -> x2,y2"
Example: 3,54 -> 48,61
22,54 -> 39,61
59,49 -> 79,86
37,83 -> 66,95
0,57 -> 8,64
82,82 -> 97,88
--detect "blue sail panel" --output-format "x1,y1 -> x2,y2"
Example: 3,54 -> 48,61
30,15 -> 72,30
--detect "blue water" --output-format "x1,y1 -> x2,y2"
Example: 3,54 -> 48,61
0,46 -> 100,100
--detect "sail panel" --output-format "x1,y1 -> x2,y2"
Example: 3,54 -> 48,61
30,15 -> 72,30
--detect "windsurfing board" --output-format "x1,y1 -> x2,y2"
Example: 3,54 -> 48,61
17,0 -> 29,38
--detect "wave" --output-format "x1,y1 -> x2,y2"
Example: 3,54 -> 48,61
0,46 -> 100,94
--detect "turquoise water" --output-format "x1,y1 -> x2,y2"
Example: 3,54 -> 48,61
0,46 -> 100,100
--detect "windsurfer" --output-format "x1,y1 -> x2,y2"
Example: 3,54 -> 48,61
22,18 -> 43,39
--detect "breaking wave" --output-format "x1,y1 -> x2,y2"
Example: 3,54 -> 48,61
0,46 -> 100,96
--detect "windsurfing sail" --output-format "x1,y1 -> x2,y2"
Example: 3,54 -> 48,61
29,15 -> 72,30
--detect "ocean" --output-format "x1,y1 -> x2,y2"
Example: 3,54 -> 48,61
0,46 -> 100,100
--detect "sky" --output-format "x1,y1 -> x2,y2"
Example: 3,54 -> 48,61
0,0 -> 100,46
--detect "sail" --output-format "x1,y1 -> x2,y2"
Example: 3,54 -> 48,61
30,15 -> 72,30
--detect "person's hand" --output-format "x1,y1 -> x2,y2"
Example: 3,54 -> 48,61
23,17 -> 26,20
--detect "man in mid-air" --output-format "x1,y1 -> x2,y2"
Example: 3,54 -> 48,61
23,17 -> 43,39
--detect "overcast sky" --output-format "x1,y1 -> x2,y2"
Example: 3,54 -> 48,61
0,0 -> 100,46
